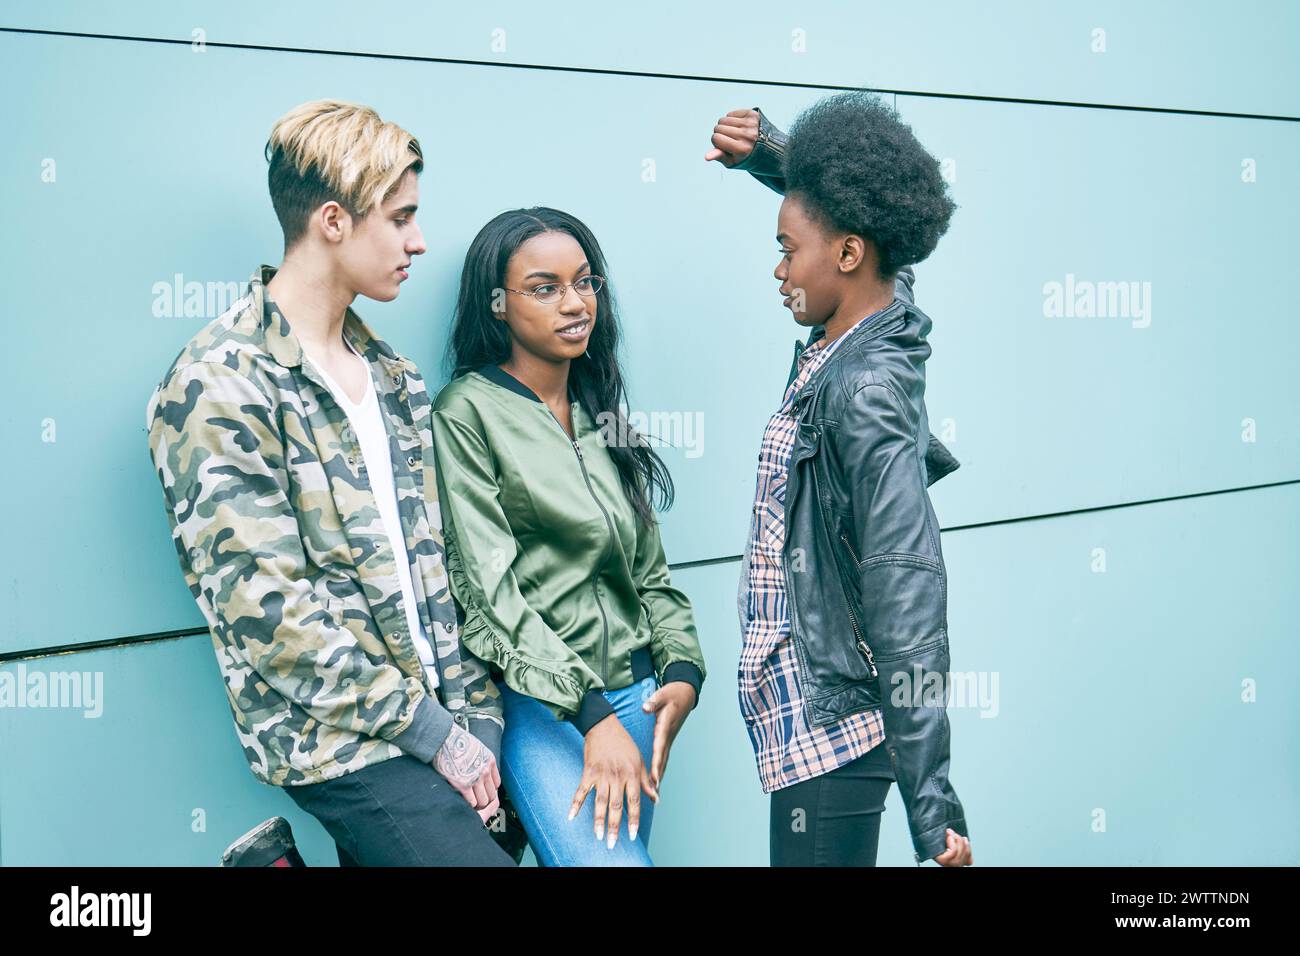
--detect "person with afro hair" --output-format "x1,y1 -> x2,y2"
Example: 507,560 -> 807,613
706,92 -> 972,868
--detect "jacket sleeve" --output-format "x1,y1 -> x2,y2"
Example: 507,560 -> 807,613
450,631 -> 506,765
838,380 -> 969,864
430,407 -> 612,731
630,511 -> 707,708
146,361 -> 454,764
891,265 -> 962,486
730,106 -> 789,196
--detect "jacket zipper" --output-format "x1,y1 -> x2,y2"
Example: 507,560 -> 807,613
833,531 -> 877,679
836,530 -> 878,673
547,404 -> 615,684
840,532 -> 861,566
847,604 -> 877,679
807,441 -> 878,681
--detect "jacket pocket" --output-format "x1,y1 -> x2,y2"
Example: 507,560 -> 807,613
857,554 -> 947,663
858,552 -> 940,572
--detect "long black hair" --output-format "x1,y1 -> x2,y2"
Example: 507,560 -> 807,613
446,206 -> 674,527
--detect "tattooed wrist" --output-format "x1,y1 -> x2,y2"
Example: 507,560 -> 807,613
433,724 -> 489,786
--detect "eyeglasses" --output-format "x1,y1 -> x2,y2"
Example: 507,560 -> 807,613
504,275 -> 604,305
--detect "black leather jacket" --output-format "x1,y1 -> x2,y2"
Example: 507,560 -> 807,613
733,107 -> 969,864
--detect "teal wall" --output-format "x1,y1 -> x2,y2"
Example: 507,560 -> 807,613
2,2 -> 1297,865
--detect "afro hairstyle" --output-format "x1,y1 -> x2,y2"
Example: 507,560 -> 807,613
784,91 -> 955,280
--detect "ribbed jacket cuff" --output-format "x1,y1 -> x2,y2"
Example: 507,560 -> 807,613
389,695 -> 454,764
468,714 -> 504,767
566,689 -> 617,736
662,661 -> 704,709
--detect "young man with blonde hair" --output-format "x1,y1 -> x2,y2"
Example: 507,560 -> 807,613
146,99 -> 515,866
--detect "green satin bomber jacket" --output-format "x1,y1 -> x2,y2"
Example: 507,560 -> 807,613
430,364 -> 707,735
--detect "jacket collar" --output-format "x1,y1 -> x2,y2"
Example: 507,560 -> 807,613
791,296 -> 907,407
245,266 -> 434,680
474,362 -> 578,405
250,263 -> 416,377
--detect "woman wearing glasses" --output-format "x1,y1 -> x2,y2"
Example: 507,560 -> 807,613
430,207 -> 707,866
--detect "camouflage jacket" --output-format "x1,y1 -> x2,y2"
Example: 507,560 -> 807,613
145,264 -> 503,787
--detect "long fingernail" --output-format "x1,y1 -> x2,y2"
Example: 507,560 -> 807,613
567,809 -> 576,821
607,833 -> 616,849
629,825 -> 638,841
595,825 -> 604,840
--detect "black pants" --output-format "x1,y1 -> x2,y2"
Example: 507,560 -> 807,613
769,742 -> 895,866
283,754 -> 515,867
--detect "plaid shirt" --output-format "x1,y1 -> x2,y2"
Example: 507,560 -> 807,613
737,310 -> 888,793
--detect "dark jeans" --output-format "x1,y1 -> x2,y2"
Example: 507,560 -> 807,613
769,742 -> 895,866
283,754 -> 515,867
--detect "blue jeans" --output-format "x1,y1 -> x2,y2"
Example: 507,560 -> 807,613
500,675 -> 658,866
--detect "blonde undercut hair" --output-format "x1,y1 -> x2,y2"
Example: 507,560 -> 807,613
265,99 -> 424,249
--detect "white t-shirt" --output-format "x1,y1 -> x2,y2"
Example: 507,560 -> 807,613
302,336 -> 440,690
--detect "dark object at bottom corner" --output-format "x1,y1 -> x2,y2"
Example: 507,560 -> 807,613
489,790 -> 531,865
221,816 -> 307,867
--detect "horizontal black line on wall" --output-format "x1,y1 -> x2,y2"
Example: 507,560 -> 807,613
2,26 -> 1297,124
672,476 -> 1300,570
2,476 -> 1294,664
